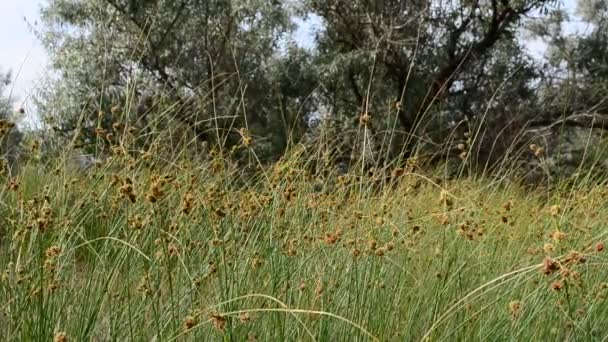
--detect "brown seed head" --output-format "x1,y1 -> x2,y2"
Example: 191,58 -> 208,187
45,246 -> 62,258
210,314 -> 226,331
551,280 -> 564,291
183,316 -> 196,330
359,112 -> 371,127
239,312 -> 251,323
54,332 -> 68,342
508,300 -> 522,318
551,230 -> 567,242
564,251 -> 586,265
542,257 -> 560,275
534,147 -> 545,157
375,247 -> 387,256
549,205 -> 561,217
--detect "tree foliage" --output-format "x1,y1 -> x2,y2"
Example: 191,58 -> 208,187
529,0 -> 608,116
0,71 -> 23,174
34,0 -> 608,177
38,0 -> 317,158
306,0 -> 555,161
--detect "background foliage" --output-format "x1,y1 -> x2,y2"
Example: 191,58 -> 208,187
3,2 -> 608,341
0,0 -> 605,181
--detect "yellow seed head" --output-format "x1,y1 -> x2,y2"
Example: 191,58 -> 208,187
508,300 -> 522,318
54,332 -> 68,342
183,316 -> 196,330
549,205 -> 560,217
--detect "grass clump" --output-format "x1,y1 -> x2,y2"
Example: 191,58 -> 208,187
1,139 -> 608,341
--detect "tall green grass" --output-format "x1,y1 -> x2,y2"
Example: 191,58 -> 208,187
1,129 -> 608,341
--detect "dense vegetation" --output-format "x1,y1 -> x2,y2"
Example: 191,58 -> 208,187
1,0 -> 608,340
23,0 -> 608,179
2,149 -> 608,340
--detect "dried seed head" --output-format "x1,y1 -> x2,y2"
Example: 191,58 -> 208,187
251,257 -> 262,268
210,314 -> 227,331
508,300 -> 522,318
391,167 -> 405,178
129,215 -> 145,230
45,246 -> 62,258
542,257 -> 560,275
549,205 -> 561,217
239,128 -> 253,147
564,251 -> 585,265
324,233 -> 338,245
534,147 -> 545,157
439,190 -> 453,207
551,230 -> 567,242
183,316 -> 196,330
551,280 -> 564,291
54,332 -> 68,342
359,112 -> 371,127
119,181 -> 137,203
374,247 -> 387,256
167,243 -> 179,257
182,192 -> 195,215
596,242 -> 605,253
136,275 -> 152,296
368,239 -> 377,251
315,279 -> 324,296
239,312 -> 251,322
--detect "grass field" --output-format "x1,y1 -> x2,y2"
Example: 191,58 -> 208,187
1,143 -> 608,341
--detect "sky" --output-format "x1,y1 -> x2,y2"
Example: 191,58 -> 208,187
0,0 -> 47,112
0,0 -> 585,118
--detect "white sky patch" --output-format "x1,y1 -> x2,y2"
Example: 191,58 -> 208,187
0,0 -> 48,123
293,13 -> 323,50
523,0 -> 585,60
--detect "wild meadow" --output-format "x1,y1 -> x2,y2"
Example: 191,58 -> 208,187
3,0 -> 608,340
1,134 -> 608,341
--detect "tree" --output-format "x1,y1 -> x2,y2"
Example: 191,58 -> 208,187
305,0 -> 555,162
529,0 -> 608,117
0,70 -> 23,175
510,0 -> 608,182
37,0 -> 316,159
